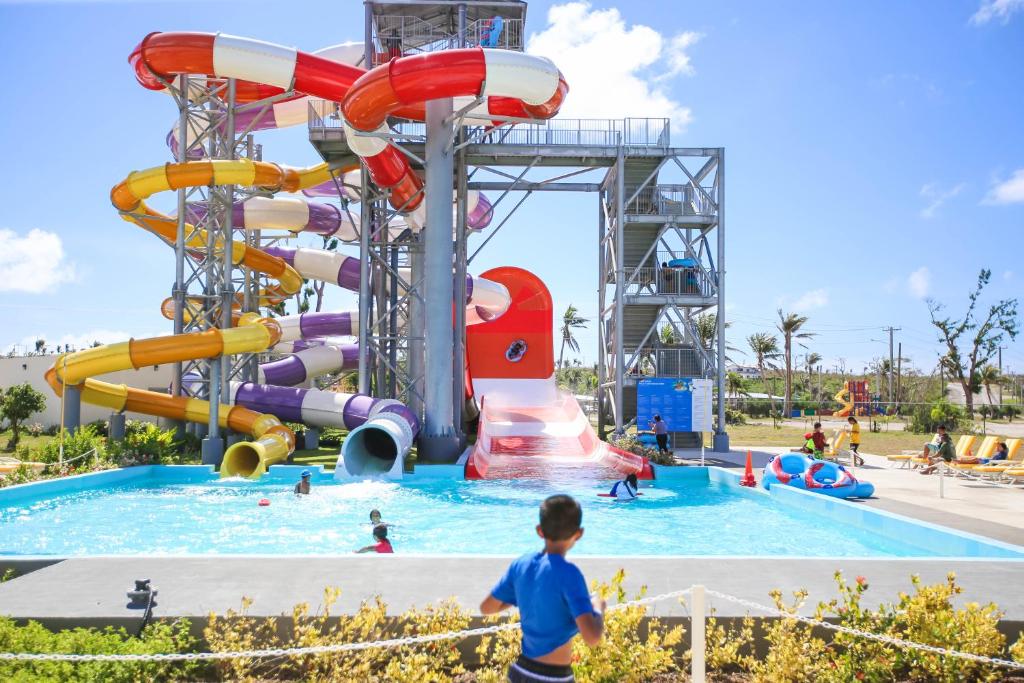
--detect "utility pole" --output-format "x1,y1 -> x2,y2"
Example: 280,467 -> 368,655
883,326 -> 900,408
895,342 -> 902,414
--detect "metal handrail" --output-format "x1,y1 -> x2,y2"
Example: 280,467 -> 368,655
625,266 -> 714,297
627,184 -> 717,216
627,346 -> 709,378
308,105 -> 670,149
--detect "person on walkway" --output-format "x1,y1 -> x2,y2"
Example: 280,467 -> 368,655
846,416 -> 864,466
294,470 -> 312,495
480,495 -> 605,683
650,415 -> 670,456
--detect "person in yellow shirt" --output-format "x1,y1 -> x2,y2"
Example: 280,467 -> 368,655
846,416 -> 864,466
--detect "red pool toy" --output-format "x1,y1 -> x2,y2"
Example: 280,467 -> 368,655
258,498 -> 271,507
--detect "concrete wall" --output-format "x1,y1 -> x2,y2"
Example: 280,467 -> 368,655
0,354 -> 175,428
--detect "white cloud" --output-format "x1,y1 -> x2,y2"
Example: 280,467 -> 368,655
908,266 -> 931,299
970,0 -> 1024,24
0,228 -> 77,294
1004,270 -> 1015,281
527,2 -> 700,131
791,289 -> 829,311
919,182 -> 965,219
982,168 -> 1024,204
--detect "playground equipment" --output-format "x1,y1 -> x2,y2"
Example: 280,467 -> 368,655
833,380 -> 883,417
763,453 -> 875,499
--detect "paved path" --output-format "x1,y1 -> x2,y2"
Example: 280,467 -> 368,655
1,557 -> 1022,629
710,446 -> 1024,545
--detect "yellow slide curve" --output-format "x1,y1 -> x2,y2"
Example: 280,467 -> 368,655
46,159 -> 342,478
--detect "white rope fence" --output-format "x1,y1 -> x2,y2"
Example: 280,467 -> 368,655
2,585 -> 1023,679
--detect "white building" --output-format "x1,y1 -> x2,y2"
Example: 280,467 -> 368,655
726,364 -> 762,380
0,354 -> 174,428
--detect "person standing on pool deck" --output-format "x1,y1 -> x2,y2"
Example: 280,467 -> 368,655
650,415 -> 670,455
294,470 -> 312,495
480,494 -> 604,683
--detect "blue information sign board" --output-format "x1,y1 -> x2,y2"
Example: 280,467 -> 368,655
637,377 -> 712,432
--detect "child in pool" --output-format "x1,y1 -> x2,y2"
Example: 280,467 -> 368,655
367,509 -> 398,528
355,524 -> 394,554
608,473 -> 639,500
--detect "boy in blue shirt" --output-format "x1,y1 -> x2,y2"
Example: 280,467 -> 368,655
480,494 -> 605,682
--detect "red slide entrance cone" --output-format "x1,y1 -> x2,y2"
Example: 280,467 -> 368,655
740,450 -> 757,487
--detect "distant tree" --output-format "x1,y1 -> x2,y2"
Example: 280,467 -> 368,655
726,372 -> 749,398
557,304 -> 589,369
33,339 -> 46,355
777,310 -> 815,416
928,269 -> 1018,416
1,383 -> 47,449
746,332 -> 781,378
90,340 -> 102,348
979,364 -> 1001,407
804,352 -> 822,382
693,312 -> 737,362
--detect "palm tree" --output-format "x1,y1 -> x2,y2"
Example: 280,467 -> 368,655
726,372 -> 749,398
746,332 -> 781,378
557,304 -> 589,370
777,309 -> 815,416
979,364 -> 1001,406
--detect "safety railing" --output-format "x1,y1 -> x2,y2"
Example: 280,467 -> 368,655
627,346 -> 709,378
625,266 -> 714,297
308,107 -> 670,149
626,184 -> 717,216
371,16 -> 525,65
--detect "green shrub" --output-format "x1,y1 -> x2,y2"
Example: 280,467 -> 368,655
608,433 -> 669,464
37,425 -> 104,465
318,427 -> 349,447
906,399 -> 966,434
0,617 -> 198,682
106,421 -> 189,466
725,408 -> 746,425
0,464 -> 43,488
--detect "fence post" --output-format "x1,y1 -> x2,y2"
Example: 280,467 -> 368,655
691,584 -> 706,683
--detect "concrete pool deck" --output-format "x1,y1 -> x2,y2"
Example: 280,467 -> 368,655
1,556 -> 1023,633
700,447 -> 1024,546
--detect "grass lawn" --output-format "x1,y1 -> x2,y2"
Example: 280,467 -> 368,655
291,446 -> 339,470
727,422 -> 929,455
0,429 -> 57,455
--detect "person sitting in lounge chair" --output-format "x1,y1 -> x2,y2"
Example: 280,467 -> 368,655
956,441 -> 1009,466
920,431 -> 956,474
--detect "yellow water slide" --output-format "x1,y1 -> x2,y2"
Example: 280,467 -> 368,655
44,159 -> 340,478
834,381 -> 853,418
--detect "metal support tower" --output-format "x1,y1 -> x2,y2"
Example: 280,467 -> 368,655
163,75 -> 273,461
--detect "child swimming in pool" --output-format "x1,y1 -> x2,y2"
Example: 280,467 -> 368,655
355,524 -> 394,554
608,473 -> 639,500
367,509 -> 398,528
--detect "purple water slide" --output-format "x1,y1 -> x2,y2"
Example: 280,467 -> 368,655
260,343 -> 359,386
262,246 -> 361,292
184,200 -> 345,236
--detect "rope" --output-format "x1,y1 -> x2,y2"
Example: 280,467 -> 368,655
1,585 -> 1022,671
702,588 -> 1024,672
0,587 -> 692,664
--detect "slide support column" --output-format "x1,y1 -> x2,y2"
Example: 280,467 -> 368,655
713,149 -> 730,452
419,97 -> 460,462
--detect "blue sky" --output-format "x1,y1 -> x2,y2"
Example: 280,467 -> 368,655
0,0 -> 1022,377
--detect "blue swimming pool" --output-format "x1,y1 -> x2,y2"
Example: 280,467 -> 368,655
0,466 -> 1021,558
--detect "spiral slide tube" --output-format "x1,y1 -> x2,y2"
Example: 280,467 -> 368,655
340,48 -> 567,225
132,32 -> 553,227
45,316 -> 297,479
167,42 -> 366,159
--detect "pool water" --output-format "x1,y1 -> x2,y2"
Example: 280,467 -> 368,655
0,475 -> 948,557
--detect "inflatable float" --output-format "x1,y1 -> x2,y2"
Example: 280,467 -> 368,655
762,453 -> 875,499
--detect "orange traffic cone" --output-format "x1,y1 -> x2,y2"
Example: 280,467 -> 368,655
740,450 -> 757,487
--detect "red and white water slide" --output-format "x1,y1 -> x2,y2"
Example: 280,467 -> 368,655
465,267 -> 654,480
